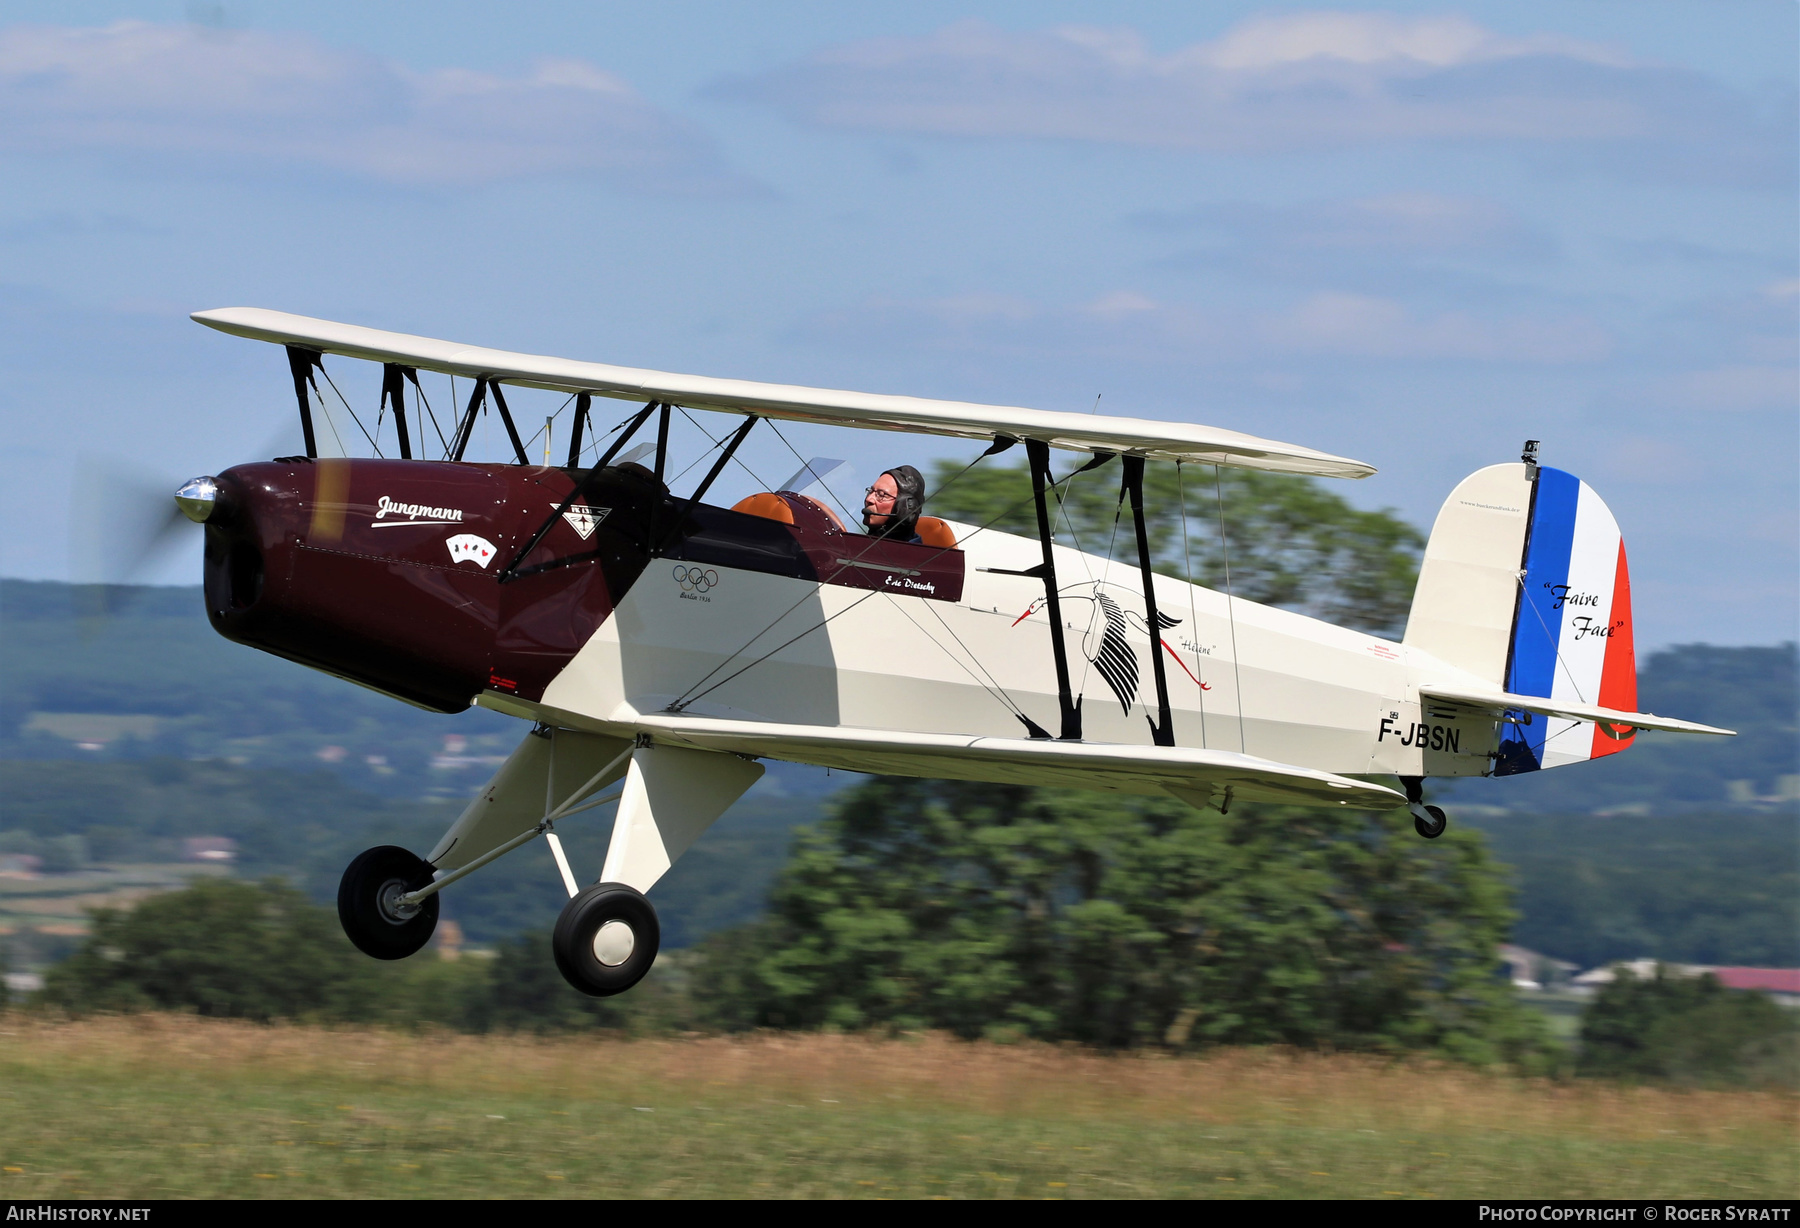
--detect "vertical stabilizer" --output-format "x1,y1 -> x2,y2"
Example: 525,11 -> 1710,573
1404,463 -> 1535,686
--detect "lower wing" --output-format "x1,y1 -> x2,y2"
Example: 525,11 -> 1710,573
627,711 -> 1404,810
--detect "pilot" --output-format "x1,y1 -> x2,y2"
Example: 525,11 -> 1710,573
862,465 -> 926,543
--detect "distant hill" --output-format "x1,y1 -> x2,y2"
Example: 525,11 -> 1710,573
0,757 -> 813,952
1464,810 -> 1797,968
4,580 -> 1789,814
0,579 -> 513,800
0,579 -> 846,802
1441,644 -> 1798,815
2,580 -> 1794,973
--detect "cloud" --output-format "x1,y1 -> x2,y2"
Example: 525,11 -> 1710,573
1652,365 -> 1798,412
800,288 -> 1610,366
1264,291 -> 1608,362
1139,192 -> 1555,268
0,21 -> 743,190
721,14 -> 1795,186
0,211 -> 165,241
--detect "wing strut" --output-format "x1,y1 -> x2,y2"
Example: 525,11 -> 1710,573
487,381 -> 531,466
645,403 -> 673,548
498,400 -> 660,583
1026,439 -> 1114,740
380,364 -> 413,460
450,377 -> 486,461
654,415 -> 757,553
566,393 -> 590,467
284,346 -> 321,458
1122,455 -> 1175,747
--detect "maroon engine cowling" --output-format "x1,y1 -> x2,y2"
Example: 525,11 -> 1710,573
202,459 -> 645,712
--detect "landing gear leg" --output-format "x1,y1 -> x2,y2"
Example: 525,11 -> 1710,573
1400,776 -> 1448,840
552,882 -> 660,997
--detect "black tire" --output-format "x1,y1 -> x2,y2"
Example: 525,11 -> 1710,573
337,845 -> 439,960
1414,804 -> 1448,840
552,882 -> 660,997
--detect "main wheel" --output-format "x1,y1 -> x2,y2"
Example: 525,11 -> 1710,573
1413,804 -> 1448,840
552,882 -> 660,997
337,845 -> 439,959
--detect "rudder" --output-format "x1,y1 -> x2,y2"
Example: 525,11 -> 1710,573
1496,465 -> 1637,774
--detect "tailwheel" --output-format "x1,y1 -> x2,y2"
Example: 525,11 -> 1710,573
1411,804 -> 1448,840
338,845 -> 438,959
552,882 -> 660,997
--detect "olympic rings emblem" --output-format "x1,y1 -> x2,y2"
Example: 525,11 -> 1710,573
672,565 -> 719,594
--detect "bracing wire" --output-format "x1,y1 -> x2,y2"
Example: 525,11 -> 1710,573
669,439 -> 1000,702
765,419 -> 860,525
674,588 -> 884,710
678,408 -> 779,494
653,412 -> 738,490
1176,461 -> 1207,749
1513,577 -> 1595,707
413,378 -> 449,457
516,392 -> 578,461
667,444 -> 1066,713
309,374 -> 348,457
316,364 -> 382,456
887,591 -> 1029,724
1214,465 -> 1246,754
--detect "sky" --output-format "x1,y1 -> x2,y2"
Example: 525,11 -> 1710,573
0,1 -> 1793,648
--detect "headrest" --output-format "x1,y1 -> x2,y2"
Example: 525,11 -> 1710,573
731,492 -> 794,524
914,517 -> 958,549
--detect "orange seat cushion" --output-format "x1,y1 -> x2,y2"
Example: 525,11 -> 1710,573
731,492 -> 795,524
915,516 -> 957,549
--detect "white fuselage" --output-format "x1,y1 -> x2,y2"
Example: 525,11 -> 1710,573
507,521 -> 1497,783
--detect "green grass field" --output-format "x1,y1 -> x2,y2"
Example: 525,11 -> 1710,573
0,1016 -> 1792,1200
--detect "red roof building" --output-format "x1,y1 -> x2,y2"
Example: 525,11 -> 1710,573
1710,968 -> 1800,995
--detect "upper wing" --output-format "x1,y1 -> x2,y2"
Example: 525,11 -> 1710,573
628,711 -> 1405,810
191,307 -> 1375,479
1420,686 -> 1736,736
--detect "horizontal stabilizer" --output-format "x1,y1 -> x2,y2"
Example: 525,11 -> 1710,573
192,307 -> 1374,478
626,711 -> 1405,810
1420,686 -> 1735,737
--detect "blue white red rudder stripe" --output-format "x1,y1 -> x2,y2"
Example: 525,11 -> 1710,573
1495,466 -> 1638,775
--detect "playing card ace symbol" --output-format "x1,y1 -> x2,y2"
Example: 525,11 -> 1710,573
446,533 -> 498,568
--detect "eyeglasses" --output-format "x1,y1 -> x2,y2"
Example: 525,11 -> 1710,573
863,486 -> 897,503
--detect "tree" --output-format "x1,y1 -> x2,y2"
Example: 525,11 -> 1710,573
34,879 -> 693,1034
40,878 -> 388,1021
1578,965 -> 1798,1087
694,778 -> 1552,1065
926,458 -> 1425,636
465,930 -> 641,1033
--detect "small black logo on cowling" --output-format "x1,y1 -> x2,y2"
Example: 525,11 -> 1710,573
556,503 -> 609,541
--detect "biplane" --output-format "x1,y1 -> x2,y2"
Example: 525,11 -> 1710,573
178,307 -> 1732,996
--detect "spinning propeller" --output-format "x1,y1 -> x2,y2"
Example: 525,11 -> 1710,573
70,458 -> 205,591
71,416 -> 295,597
